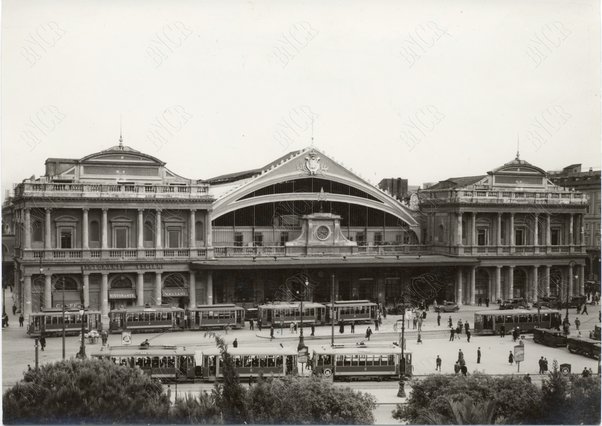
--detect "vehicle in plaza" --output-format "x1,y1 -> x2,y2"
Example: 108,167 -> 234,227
533,328 -> 567,347
198,346 -> 298,381
90,345 -> 201,382
108,305 -> 186,334
311,344 -> 412,381
434,301 -> 459,313
533,296 -> 560,309
567,336 -> 601,360
499,298 -> 530,310
473,309 -> 562,335
324,300 -> 378,324
27,308 -> 102,337
562,295 -> 587,309
187,304 -> 245,330
590,325 -> 601,340
257,302 -> 326,327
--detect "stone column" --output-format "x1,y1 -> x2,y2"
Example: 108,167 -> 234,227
205,212 -> 213,246
509,213 -> 515,251
456,268 -> 463,305
155,272 -> 162,305
24,208 -> 31,249
568,263 -> 574,297
23,275 -> 32,320
101,272 -> 109,327
508,266 -> 515,299
189,271 -> 196,308
497,212 -> 502,245
471,212 -> 477,246
532,265 -> 539,302
137,209 -> 144,249
101,209 -> 108,249
544,265 -> 551,297
569,214 -> 574,246
155,210 -> 162,249
579,214 -> 585,248
546,214 -> 551,247
495,266 -> 502,301
189,210 -> 196,249
206,271 -> 213,305
82,272 -> 90,308
469,266 -> 476,305
579,264 -> 585,295
533,214 -> 539,247
45,208 -> 52,249
456,213 -> 463,245
44,274 -> 52,309
136,272 -> 144,306
82,208 -> 89,250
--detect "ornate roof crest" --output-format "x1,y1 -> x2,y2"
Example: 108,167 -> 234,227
298,150 -> 328,176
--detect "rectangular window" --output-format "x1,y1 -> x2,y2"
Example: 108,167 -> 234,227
477,229 -> 488,246
515,229 -> 525,246
374,232 -> 383,245
253,232 -> 263,247
551,229 -> 561,246
356,232 -> 365,246
234,233 -> 243,247
115,228 -> 128,248
167,229 -> 180,248
60,229 -> 72,249
280,232 -> 289,246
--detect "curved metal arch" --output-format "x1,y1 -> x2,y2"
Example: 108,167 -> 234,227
163,272 -> 187,288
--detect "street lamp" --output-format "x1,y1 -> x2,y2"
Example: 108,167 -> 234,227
77,305 -> 86,359
297,278 -> 309,351
397,294 -> 407,398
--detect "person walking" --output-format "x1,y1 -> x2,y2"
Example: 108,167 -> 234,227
40,335 -> 46,351
167,385 -> 172,403
448,316 -> 453,328
477,347 -> 481,364
457,319 -> 463,334
543,357 -> 548,373
365,326 -> 372,341
270,325 -> 274,340
458,349 -> 464,363
581,303 -> 589,315
417,332 -> 422,344
466,329 -> 471,343
478,297 -> 482,307
12,304 -> 17,316
485,298 -> 489,308
374,319 -> 379,331
101,330 -> 108,346
449,327 -> 455,341
249,319 -> 254,330
293,322 -> 298,333
464,321 -> 470,334
461,364 -> 468,376
454,361 -> 460,374
257,319 -> 262,331
538,357 -> 545,374
233,338 -> 238,348
500,325 -> 506,338
351,321 -> 355,333
575,317 -> 581,331
417,317 -> 423,332
412,316 -> 417,329
19,313 -> 24,327
339,321 -> 345,334
311,324 -> 315,336
436,355 -> 442,371
508,351 -> 514,364
437,312 -> 441,326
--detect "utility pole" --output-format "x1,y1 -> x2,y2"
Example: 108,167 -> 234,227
62,277 -> 66,360
331,274 -> 335,347
397,293 -> 407,398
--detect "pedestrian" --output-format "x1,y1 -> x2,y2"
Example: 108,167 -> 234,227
500,325 -> 506,338
257,319 -> 262,331
448,316 -> 452,328
543,357 -> 548,373
582,367 -> 589,377
478,297 -> 482,306
40,335 -> 46,351
461,364 -> 468,376
464,321 -> 470,334
456,325 -> 462,339
458,349 -> 464,363
233,338 -> 238,348
417,317 -> 423,331
167,385 -> 172,402
581,304 -> 589,315
339,321 -> 345,334
270,325 -> 274,340
576,304 -> 581,314
311,324 -> 315,336
249,319 -> 254,330
477,347 -> 481,364
12,304 -> 17,316
351,321 -> 355,333
365,326 -> 372,341
538,357 -> 544,374
508,351 -> 514,364
457,319 -> 463,334
412,316 -> 417,329
466,330 -> 471,343
454,361 -> 460,374
436,355 -> 442,371
449,328 -> 455,341
417,332 -> 422,344
374,319 -> 379,331
27,364 -> 32,372
437,312 -> 441,326
485,298 -> 489,308
378,315 -> 383,326
3,313 -> 8,327
19,313 -> 24,327
575,317 -> 581,331
101,330 -> 108,346
294,322 -> 298,333
524,373 -> 532,383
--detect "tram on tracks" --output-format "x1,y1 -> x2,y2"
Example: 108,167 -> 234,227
187,304 -> 245,330
257,302 -> 326,327
533,328 -> 601,360
311,344 -> 412,381
91,345 -> 201,382
199,346 -> 298,381
473,309 -> 562,335
108,306 -> 186,334
324,300 -> 378,324
27,309 -> 102,337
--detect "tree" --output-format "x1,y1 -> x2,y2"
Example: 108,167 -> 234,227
3,359 -> 169,424
170,391 -> 222,424
392,373 -> 542,424
247,375 -> 376,424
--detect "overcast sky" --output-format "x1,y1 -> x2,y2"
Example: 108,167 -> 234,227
2,0 -> 600,198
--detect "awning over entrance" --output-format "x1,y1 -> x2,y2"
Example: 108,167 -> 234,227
162,287 -> 188,298
108,289 -> 136,300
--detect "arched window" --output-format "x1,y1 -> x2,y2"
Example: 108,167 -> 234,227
54,276 -> 78,291
195,221 -> 203,241
111,276 -> 133,288
144,221 -> 154,242
164,273 -> 186,288
32,221 -> 43,242
89,220 -> 100,242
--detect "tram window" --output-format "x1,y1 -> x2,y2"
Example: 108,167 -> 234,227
542,313 -> 549,321
343,355 -> 351,366
324,355 -> 331,365
518,315 -> 527,323
336,355 -> 344,367
259,357 -> 266,368
152,357 -> 159,368
505,315 -> 513,323
527,315 -> 533,322
267,356 -> 275,367
251,356 -> 259,367
358,355 -> 366,366
388,355 -> 395,365
235,356 -> 242,367
276,356 -> 283,367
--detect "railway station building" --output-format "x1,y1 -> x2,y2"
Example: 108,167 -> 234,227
4,143 -> 590,328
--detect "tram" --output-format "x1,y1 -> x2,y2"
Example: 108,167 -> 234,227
257,302 -> 326,327
567,337 -> 601,360
324,300 -> 378,324
198,346 -> 298,381
311,344 -> 412,381
533,328 -> 567,347
187,304 -> 245,330
91,345 -> 201,382
108,306 -> 186,334
473,309 -> 562,335
27,309 -> 102,337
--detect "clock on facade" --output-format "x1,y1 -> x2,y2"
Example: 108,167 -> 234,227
315,225 -> 331,241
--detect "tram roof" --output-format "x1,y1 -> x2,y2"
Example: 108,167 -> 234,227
258,302 -> 326,309
325,300 -> 377,306
200,346 -> 298,356
475,309 -> 561,315
91,345 -> 196,356
32,309 -> 101,315
190,304 -> 244,310
110,306 -> 185,313
312,344 -> 407,355
567,336 -> 602,345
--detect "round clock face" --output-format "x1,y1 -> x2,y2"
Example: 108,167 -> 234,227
316,225 -> 331,241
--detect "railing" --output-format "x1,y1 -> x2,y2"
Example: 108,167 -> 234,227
442,244 -> 582,255
214,246 -> 287,257
422,189 -> 588,205
22,248 -> 209,261
14,182 -> 211,199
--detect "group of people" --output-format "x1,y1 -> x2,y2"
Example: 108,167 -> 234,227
448,318 -> 471,342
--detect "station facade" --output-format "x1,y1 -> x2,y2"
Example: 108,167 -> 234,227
4,143 -> 590,328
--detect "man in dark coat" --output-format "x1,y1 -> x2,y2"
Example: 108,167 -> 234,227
477,347 -> 481,363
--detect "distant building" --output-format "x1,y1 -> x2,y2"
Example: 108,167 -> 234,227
548,164 -> 600,283
378,178 -> 408,200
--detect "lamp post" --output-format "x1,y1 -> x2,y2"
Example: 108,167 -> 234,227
397,294 -> 407,398
297,278 -> 309,351
78,305 -> 86,359
331,273 -> 335,347
566,261 -> 576,323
